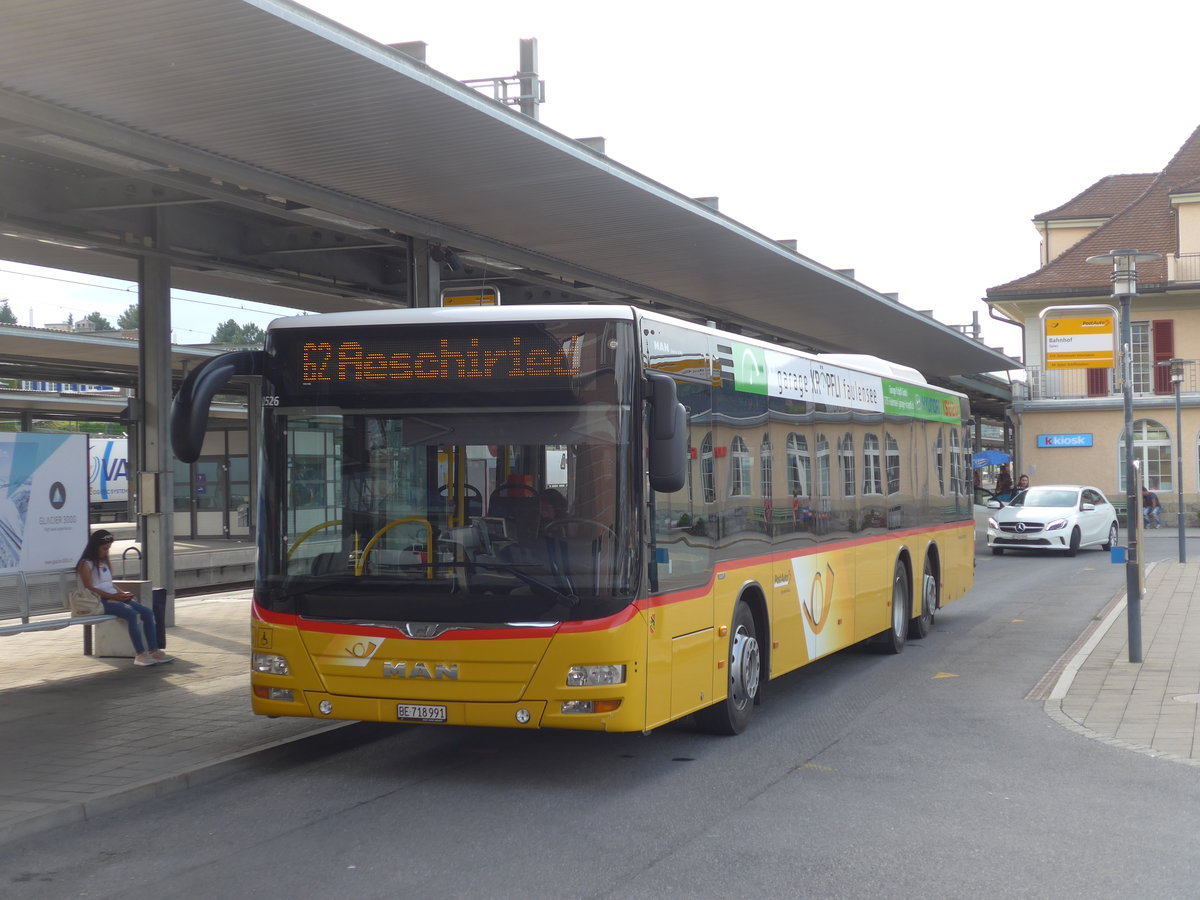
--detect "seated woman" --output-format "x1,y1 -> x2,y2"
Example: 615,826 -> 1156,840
77,530 -> 174,667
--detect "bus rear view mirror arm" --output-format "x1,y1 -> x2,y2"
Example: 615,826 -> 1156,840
646,370 -> 687,493
171,350 -> 264,463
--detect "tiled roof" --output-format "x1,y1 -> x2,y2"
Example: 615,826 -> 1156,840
989,122 -> 1200,298
1034,173 -> 1155,221
1171,175 -> 1200,194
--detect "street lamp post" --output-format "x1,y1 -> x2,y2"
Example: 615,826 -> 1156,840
1086,249 -> 1161,664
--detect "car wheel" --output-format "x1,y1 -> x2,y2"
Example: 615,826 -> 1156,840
1102,522 -> 1118,551
1065,527 -> 1081,557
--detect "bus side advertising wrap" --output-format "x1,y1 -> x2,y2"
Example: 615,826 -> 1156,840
730,343 -> 961,423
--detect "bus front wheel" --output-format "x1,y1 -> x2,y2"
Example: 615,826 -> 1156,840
696,601 -> 761,735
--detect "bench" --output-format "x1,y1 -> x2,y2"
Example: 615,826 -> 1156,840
0,569 -> 117,654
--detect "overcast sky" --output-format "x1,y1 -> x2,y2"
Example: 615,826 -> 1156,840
297,0 -> 1200,361
3,0 -> 1197,358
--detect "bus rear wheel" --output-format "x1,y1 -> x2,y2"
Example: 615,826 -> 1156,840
908,562 -> 937,640
696,601 -> 761,735
874,559 -> 909,654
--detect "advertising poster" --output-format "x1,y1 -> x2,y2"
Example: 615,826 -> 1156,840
0,432 -> 88,572
89,437 -> 129,504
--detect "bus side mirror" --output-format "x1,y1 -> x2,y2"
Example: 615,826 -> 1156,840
171,350 -> 264,463
647,371 -> 687,493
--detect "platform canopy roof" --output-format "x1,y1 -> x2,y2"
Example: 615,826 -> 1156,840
0,0 -> 1017,380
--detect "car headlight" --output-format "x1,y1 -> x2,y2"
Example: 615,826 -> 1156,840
1046,518 -> 1068,531
987,517 -> 999,529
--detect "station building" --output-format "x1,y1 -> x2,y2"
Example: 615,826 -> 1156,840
987,122 -> 1200,520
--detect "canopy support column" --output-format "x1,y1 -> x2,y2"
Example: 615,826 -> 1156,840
137,209 -> 176,625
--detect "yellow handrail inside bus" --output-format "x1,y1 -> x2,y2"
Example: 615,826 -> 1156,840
286,520 -> 343,560
357,517 -> 434,579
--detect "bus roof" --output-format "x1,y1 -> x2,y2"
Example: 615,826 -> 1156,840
265,305 -> 639,330
266,304 -> 959,399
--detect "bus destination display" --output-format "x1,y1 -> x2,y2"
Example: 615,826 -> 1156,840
294,331 -> 584,388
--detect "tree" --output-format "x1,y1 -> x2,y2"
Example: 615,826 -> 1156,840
81,311 -> 113,332
211,319 -> 265,345
117,304 -> 138,330
0,301 -> 16,325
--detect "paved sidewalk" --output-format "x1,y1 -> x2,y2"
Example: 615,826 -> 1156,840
0,590 -> 344,845
1042,558 -> 1200,765
3,554 -> 1200,846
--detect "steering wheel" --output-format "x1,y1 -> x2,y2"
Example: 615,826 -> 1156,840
543,517 -> 617,541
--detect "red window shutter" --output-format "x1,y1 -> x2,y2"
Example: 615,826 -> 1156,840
1087,367 -> 1109,397
1152,320 -> 1174,394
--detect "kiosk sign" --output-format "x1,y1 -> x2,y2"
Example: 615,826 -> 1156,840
1044,314 -> 1116,370
1038,433 -> 1094,448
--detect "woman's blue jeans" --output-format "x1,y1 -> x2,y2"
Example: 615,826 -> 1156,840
100,599 -> 159,654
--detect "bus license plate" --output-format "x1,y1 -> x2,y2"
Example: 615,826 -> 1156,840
397,703 -> 447,723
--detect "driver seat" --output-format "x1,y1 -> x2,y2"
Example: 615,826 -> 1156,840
489,487 -> 540,543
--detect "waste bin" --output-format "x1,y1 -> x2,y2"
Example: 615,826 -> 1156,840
152,587 -> 167,649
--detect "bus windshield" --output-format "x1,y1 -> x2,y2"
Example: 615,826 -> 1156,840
259,319 -> 637,625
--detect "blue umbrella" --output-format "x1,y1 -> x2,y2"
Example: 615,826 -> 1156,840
972,449 -> 1011,469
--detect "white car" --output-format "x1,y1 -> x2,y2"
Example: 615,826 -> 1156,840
974,486 -> 1005,541
986,484 -> 1119,557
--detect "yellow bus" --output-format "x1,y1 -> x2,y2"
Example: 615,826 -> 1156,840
172,305 -> 974,734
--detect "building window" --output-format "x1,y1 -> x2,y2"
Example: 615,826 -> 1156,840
1119,418 -> 1173,491
1131,323 -> 1152,394
950,428 -> 963,495
816,433 -> 831,501
729,435 -> 752,497
885,433 -> 901,495
838,432 -> 856,497
786,433 -> 810,498
863,433 -> 882,495
1131,320 -> 1176,395
701,432 -> 715,503
934,430 -> 945,495
760,434 -> 773,502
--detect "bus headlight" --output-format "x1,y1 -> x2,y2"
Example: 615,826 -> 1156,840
253,653 -> 290,675
566,664 -> 626,686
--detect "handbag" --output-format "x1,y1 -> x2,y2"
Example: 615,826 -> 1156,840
69,587 -> 105,617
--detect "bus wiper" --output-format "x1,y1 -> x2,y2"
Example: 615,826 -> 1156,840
470,562 -> 580,608
289,562 -> 580,609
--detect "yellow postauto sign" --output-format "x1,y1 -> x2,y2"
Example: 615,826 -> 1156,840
1045,315 -> 1115,370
